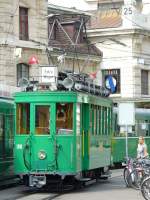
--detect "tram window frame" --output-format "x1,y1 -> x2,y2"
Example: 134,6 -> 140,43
56,103 -> 73,134
92,105 -> 94,135
100,107 -> 102,135
99,106 -> 101,135
35,105 -> 50,135
109,108 -> 112,135
16,103 -> 30,135
101,107 -> 104,135
76,103 -> 80,136
108,107 -> 111,135
94,105 -> 97,135
0,114 -> 4,158
90,105 -> 93,135
5,114 -> 14,157
103,107 -> 106,135
113,113 -> 119,137
97,106 -> 100,135
106,107 -> 109,135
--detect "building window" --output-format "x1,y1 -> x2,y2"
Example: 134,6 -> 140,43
141,70 -> 148,95
19,7 -> 29,40
102,69 -> 120,94
17,63 -> 29,85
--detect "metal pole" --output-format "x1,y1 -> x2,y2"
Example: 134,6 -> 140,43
125,125 -> 128,159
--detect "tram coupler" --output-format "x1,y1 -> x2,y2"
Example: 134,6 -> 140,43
29,175 -> 46,188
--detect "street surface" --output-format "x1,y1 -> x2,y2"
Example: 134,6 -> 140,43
0,169 -> 144,200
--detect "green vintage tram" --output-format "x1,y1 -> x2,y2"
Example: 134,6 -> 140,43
14,72 -> 112,188
0,98 -> 14,184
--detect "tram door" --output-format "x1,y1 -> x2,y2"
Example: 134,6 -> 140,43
15,103 -> 55,172
82,104 -> 89,170
30,103 -> 55,171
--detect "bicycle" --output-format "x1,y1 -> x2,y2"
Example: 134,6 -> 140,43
140,159 -> 150,200
123,157 -> 135,187
124,157 -> 150,190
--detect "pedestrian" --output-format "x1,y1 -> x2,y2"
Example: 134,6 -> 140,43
137,136 -> 149,159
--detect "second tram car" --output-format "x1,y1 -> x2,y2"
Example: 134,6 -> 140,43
112,108 -> 150,165
14,90 -> 112,188
0,98 -> 14,184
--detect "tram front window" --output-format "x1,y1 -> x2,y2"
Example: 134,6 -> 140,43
56,103 -> 73,134
35,106 -> 50,135
16,103 -> 30,134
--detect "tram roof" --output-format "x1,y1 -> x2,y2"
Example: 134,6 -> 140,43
112,97 -> 150,108
14,91 -> 112,106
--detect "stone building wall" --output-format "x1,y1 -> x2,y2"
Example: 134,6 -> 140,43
0,0 -> 48,86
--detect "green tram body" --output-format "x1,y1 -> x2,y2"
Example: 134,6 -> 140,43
112,109 -> 150,164
0,98 -> 14,183
14,91 -> 112,187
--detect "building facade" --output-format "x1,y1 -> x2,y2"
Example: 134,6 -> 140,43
87,0 -> 150,135
0,0 -> 48,86
0,1 -> 102,88
87,0 -> 150,98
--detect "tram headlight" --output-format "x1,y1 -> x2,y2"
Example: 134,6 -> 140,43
38,150 -> 47,160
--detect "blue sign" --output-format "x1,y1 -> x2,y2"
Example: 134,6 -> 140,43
105,75 -> 117,93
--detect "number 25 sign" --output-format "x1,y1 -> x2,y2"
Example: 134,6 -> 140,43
123,6 -> 133,15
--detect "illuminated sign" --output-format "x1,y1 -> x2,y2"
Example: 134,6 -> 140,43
41,66 -> 58,83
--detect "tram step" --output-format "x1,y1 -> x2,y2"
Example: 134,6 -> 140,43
80,178 -> 91,182
100,173 -> 111,178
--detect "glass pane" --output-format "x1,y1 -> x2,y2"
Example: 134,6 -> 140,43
76,104 -> 80,135
94,106 -> 97,135
5,115 -> 14,157
97,107 -> 99,135
56,103 -> 73,134
0,114 -> 4,158
35,106 -> 50,135
19,7 -> 28,40
17,63 -> 29,85
89,105 -> 92,135
16,103 -> 30,134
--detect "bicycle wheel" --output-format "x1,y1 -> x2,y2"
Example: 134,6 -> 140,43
141,176 -> 150,200
128,169 -> 142,190
123,168 -> 131,187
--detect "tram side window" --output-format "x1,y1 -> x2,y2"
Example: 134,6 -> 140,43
0,114 -> 4,158
16,103 -> 30,134
35,106 -> 50,135
106,107 -> 109,135
94,106 -> 97,135
76,104 -> 80,135
5,114 -> 14,157
90,105 -> 93,135
101,107 -> 104,135
56,103 -> 73,134
99,106 -> 101,135
108,108 -> 111,135
97,106 -> 100,135
135,120 -> 150,137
